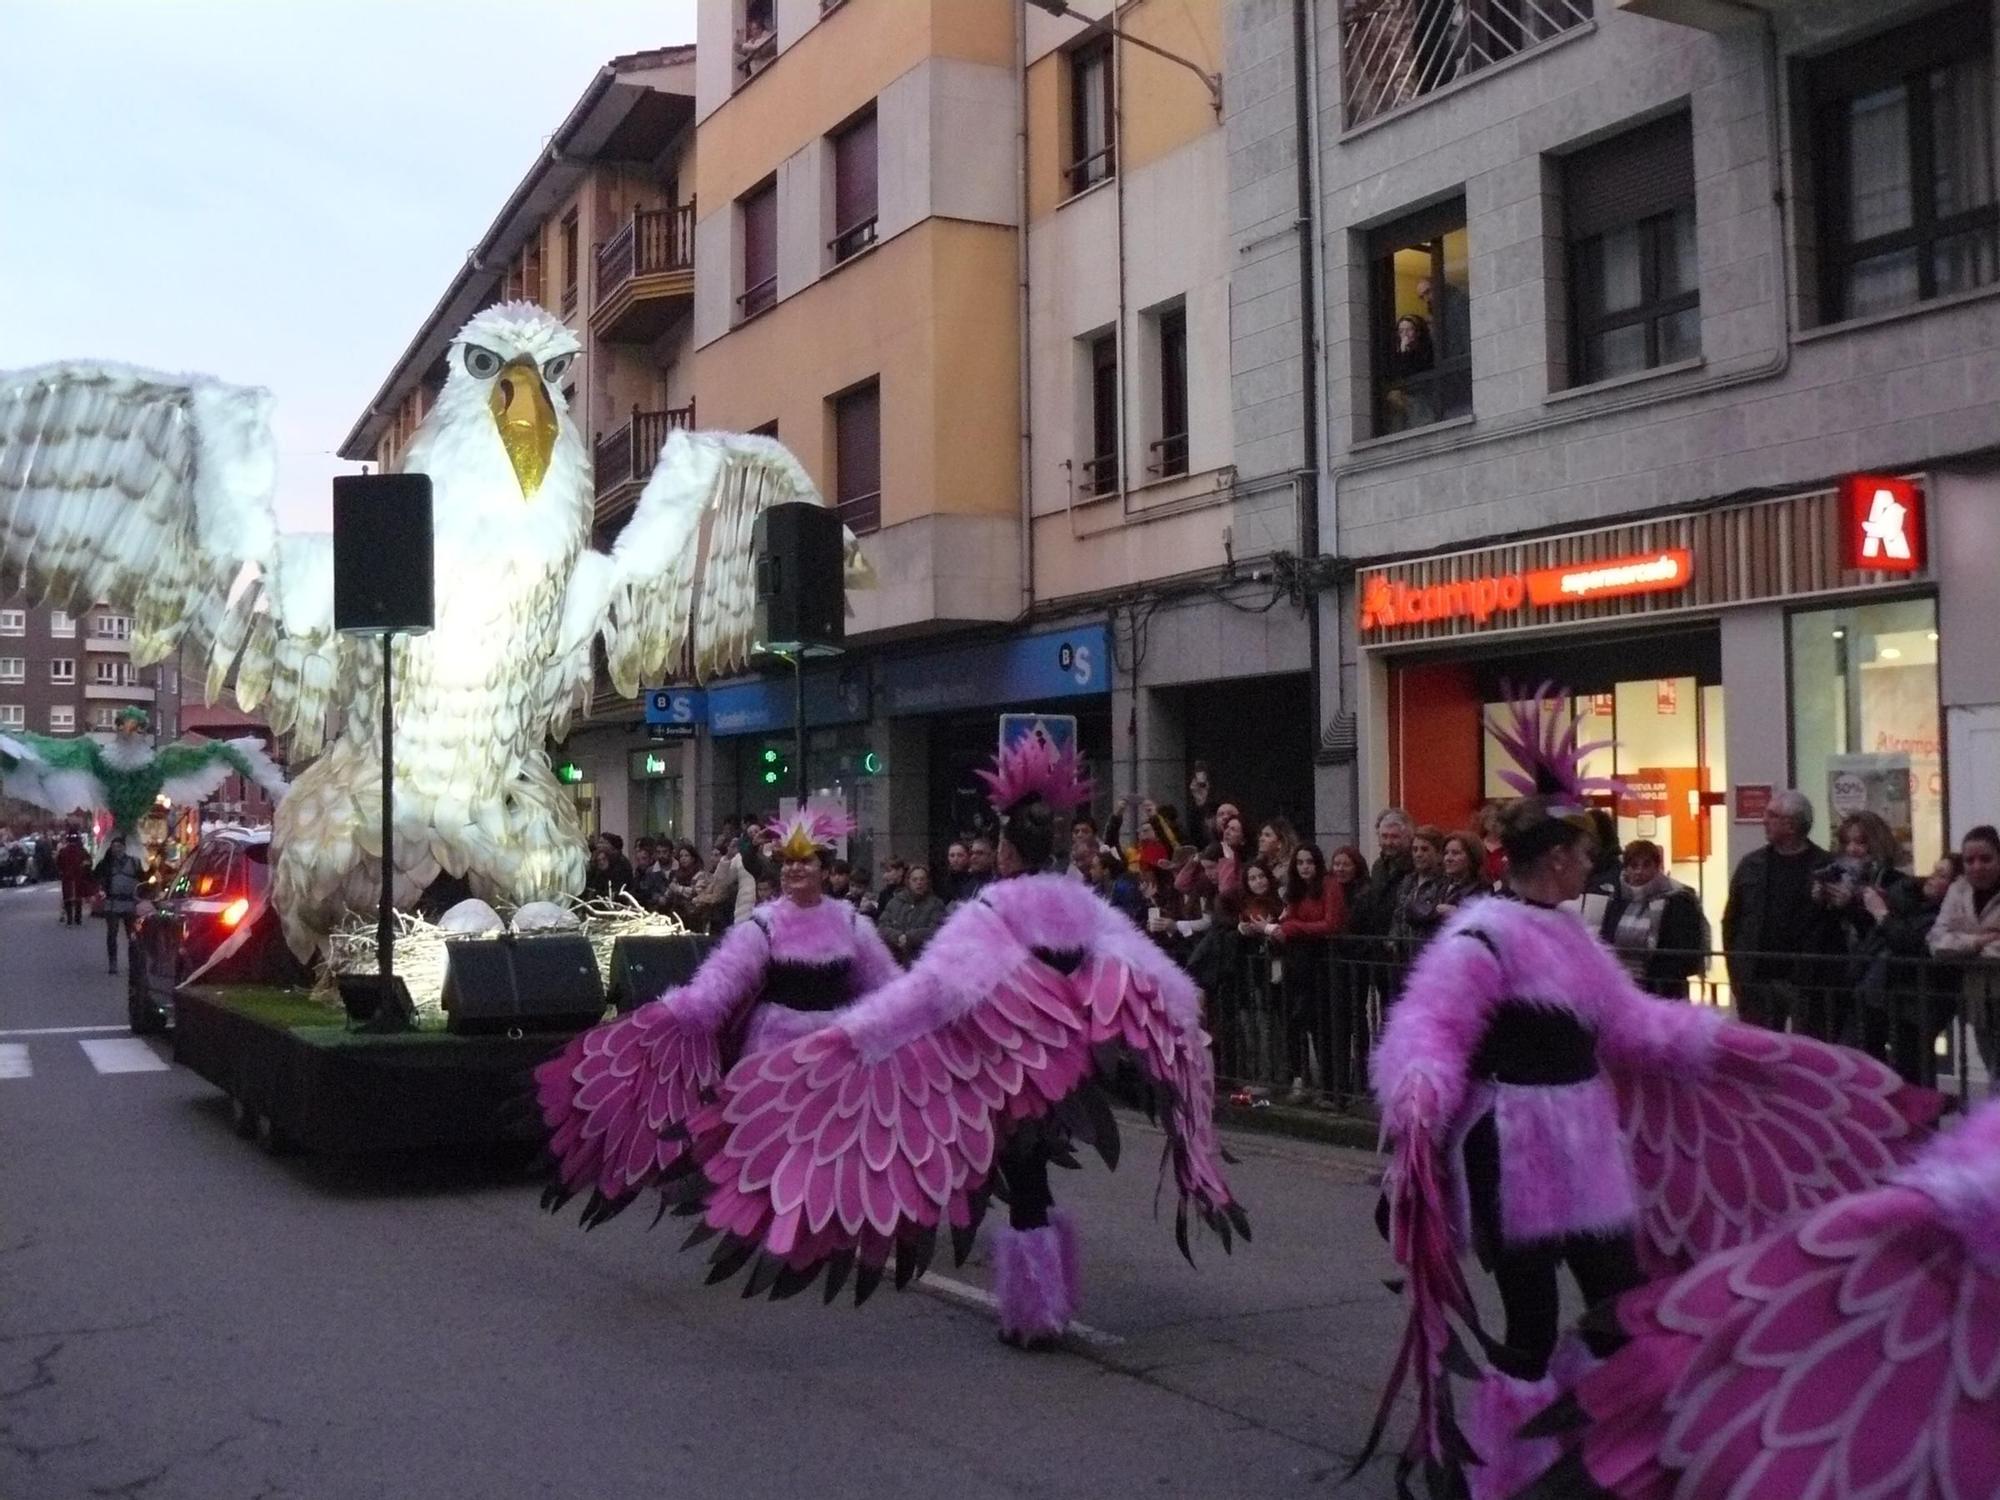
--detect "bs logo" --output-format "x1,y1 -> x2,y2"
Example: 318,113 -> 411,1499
1057,640 -> 1094,688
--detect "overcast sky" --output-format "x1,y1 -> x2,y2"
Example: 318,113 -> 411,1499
1,0 -> 695,531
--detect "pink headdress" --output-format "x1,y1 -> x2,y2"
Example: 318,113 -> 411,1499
1485,680 -> 1622,815
762,808 -> 857,862
976,737 -> 1092,816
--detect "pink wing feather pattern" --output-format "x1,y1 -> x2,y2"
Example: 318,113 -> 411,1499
1619,1023 -> 1946,1277
671,902 -> 1245,1303
1487,680 -> 1621,803
535,1001 -> 727,1225
1520,1101 -> 2000,1499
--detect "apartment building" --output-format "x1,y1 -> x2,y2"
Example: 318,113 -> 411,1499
339,47 -> 699,846
687,0 -> 1302,867
0,594 -> 176,826
1227,0 -> 2000,938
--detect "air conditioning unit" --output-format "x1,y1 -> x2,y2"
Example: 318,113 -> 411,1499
1611,0 -> 1765,34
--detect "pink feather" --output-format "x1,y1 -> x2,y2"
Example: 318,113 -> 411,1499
974,736 -> 1093,814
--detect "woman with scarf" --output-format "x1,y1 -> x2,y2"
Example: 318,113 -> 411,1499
1594,837 -> 1708,999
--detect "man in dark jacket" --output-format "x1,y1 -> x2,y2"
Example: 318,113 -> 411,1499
1721,790 -> 1844,1034
876,863 -> 947,963
93,835 -> 144,974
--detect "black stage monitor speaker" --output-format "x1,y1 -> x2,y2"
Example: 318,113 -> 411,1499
608,934 -> 716,1012
336,973 -> 417,1031
753,501 -> 844,651
334,473 -> 435,635
441,936 -> 607,1035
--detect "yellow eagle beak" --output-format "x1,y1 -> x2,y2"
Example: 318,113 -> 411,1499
489,357 -> 558,498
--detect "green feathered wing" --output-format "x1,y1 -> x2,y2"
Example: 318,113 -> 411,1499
0,731 -> 119,827
0,733 -> 286,835
153,737 -> 289,817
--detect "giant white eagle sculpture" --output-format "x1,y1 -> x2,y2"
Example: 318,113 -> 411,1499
0,301 -> 865,957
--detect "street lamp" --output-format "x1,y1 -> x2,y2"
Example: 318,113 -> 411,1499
1023,0 -> 1223,117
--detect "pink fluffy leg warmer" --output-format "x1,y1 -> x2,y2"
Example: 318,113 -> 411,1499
993,1211 -> 1079,1346
1461,1368 -> 1561,1500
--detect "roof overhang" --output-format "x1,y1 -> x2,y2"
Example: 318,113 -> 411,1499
338,55 -> 694,460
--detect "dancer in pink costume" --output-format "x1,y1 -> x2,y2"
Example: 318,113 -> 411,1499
670,738 -> 1246,1344
1364,685 -> 1942,1500
1517,1096 -> 2000,1499
537,809 -> 901,1226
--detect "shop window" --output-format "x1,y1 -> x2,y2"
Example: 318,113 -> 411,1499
1806,2 -> 1997,324
1080,330 -> 1119,496
829,106 -> 878,266
1788,596 -> 1943,873
1564,112 -> 1700,385
1147,301 -> 1189,479
739,178 -> 778,321
830,379 -> 881,536
1068,34 -> 1115,197
1370,199 -> 1472,436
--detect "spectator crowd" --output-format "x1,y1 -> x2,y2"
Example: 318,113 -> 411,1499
587,763 -> 2000,1107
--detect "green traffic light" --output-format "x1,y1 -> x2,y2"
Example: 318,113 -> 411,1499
762,748 -> 778,763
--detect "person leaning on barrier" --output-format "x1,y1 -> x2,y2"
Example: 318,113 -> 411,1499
1722,789 -> 1845,1035
1596,838 -> 1709,1000
1929,825 -> 2000,1096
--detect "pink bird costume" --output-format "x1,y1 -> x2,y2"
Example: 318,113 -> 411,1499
669,739 -> 1247,1339
1517,1097 -> 2000,1499
536,811 -> 902,1226
1365,685 -> 1942,1500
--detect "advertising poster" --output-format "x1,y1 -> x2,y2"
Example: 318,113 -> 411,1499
1827,752 -> 1914,865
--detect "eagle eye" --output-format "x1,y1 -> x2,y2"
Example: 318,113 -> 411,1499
542,353 -> 575,383
462,345 -> 504,379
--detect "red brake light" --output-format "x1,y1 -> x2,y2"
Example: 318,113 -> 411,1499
219,897 -> 250,929
196,876 -> 217,895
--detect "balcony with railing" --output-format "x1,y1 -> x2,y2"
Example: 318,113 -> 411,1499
1340,0 -> 1592,129
591,202 -> 696,343
593,402 -> 698,502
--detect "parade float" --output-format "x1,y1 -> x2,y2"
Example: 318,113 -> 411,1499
0,302 -> 857,1152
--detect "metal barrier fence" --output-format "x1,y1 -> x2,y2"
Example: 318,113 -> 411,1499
1188,932 -> 1995,1107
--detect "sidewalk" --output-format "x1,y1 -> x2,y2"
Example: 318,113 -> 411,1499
1217,1089 -> 1383,1153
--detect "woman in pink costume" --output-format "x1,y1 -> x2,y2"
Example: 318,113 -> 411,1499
1519,1097 -> 2000,1499
672,739 -> 1246,1343
1365,685 -> 1941,1500
537,809 -> 902,1225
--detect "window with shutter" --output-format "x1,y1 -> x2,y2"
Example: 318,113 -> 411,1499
1564,112 -> 1700,386
832,381 -> 881,535
831,107 -> 878,265
740,180 -> 778,319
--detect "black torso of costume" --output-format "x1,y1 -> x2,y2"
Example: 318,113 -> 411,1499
752,910 -> 866,1013
1469,1003 -> 1600,1086
1033,946 -> 1084,976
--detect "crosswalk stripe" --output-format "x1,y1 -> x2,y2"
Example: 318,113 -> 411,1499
0,1044 -> 30,1079
0,1025 -> 131,1038
78,1038 -> 169,1075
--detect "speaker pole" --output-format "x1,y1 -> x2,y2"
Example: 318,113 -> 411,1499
791,650 -> 806,806
366,629 -> 409,1033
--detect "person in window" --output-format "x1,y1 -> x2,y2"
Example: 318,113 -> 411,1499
1596,838 -> 1709,1000
1928,825 -> 2000,1096
1383,313 -> 1437,431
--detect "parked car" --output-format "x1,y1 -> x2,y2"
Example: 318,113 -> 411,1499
128,827 -> 305,1034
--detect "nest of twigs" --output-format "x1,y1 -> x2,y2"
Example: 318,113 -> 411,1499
315,895 -> 687,1016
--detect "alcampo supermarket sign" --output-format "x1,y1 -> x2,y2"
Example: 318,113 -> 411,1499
1358,549 -> 1694,632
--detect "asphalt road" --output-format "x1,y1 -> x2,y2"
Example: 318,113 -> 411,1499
0,883 -> 1407,1500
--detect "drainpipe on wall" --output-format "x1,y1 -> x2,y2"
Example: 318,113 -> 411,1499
1016,0 -> 1036,623
1293,0 -> 1330,790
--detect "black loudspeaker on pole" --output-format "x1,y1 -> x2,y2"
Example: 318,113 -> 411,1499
333,474 -> 436,1034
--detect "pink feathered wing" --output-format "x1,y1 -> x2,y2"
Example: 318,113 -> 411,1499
1518,1098 -> 2000,1499
675,884 -> 1246,1301
1615,1020 -> 1946,1277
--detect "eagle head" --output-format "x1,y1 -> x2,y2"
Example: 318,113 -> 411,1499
444,302 -> 581,500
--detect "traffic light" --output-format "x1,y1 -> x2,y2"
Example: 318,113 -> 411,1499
758,744 -> 789,788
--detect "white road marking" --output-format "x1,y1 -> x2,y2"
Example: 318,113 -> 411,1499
918,1272 -> 1125,1348
0,1045 -> 30,1080
78,1038 -> 169,1075
0,1025 -> 132,1037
